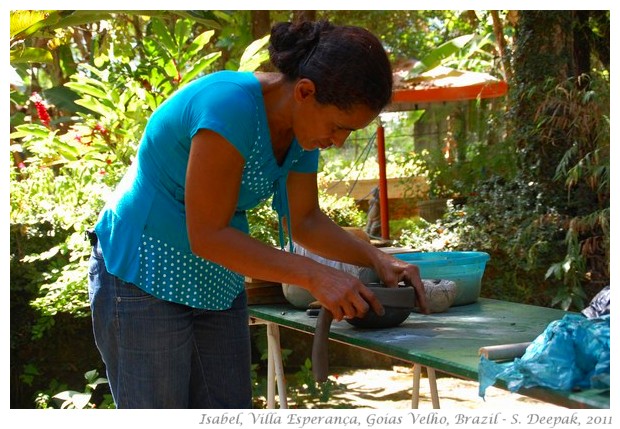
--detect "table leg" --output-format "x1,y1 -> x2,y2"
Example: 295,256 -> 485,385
266,322 -> 288,409
267,333 -> 275,409
411,364 -> 422,408
427,367 -> 440,409
411,364 -> 440,409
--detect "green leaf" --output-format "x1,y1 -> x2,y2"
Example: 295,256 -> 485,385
407,34 -> 475,78
53,390 -> 79,402
43,86 -> 93,114
174,19 -> 192,52
64,82 -> 108,99
150,18 -> 176,55
28,245 -> 60,262
70,75 -> 110,93
77,63 -> 107,81
84,369 -> 99,382
87,378 -> 109,390
10,47 -> 53,64
175,11 -> 223,29
74,98 -> 115,118
10,10 -> 46,38
181,52 -> 221,84
239,35 -> 270,72
10,124 -> 52,139
185,30 -> 214,59
57,141 -> 79,161
49,11 -> 113,30
10,10 -> 59,40
163,58 -> 179,79
545,264 -> 559,280
70,392 -> 92,409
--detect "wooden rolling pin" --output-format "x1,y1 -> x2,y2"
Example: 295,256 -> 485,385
479,342 -> 532,361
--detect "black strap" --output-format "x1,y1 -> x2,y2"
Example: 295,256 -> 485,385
85,230 -> 98,246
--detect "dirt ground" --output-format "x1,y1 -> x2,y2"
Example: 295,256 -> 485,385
317,366 -> 563,410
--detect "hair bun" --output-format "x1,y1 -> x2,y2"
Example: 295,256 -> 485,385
268,20 -> 393,112
269,21 -> 333,78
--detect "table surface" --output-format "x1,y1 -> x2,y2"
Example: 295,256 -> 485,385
248,298 -> 609,409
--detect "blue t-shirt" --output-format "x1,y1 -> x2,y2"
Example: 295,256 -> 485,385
95,71 -> 319,309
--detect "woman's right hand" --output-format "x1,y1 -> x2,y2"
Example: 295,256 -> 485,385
306,264 -> 384,322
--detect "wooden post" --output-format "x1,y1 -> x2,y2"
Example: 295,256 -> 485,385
377,122 -> 390,239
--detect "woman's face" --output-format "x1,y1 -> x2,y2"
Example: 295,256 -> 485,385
292,80 -> 379,151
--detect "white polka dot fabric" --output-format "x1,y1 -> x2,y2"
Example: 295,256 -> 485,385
240,112 -> 274,201
137,234 -> 244,310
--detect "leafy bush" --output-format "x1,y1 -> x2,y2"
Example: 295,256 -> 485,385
10,16 -> 225,407
35,369 -> 114,409
397,170 -> 607,309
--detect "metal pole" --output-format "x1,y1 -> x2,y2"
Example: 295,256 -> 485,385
377,122 -> 390,239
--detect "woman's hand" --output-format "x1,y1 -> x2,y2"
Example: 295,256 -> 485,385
372,252 -> 430,315
305,262 -> 384,322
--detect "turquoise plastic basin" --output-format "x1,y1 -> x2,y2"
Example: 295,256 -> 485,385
394,251 -> 490,306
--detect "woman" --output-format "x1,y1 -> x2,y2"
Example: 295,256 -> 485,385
88,20 -> 429,409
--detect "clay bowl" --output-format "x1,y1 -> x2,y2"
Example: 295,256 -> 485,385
312,283 -> 416,382
345,283 -> 415,329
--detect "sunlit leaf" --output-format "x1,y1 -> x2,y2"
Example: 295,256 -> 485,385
181,52 -> 221,84
10,10 -> 56,39
10,47 -> 53,64
406,34 -> 475,78
174,19 -> 192,52
150,18 -> 176,55
163,58 -> 179,79
49,10 -> 113,30
185,30 -> 214,59
70,392 -> 92,409
57,141 -> 79,161
74,98 -> 115,118
239,35 -> 270,72
11,124 -> 53,139
64,82 -> 108,99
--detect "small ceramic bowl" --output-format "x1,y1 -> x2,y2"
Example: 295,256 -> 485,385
345,284 -> 415,329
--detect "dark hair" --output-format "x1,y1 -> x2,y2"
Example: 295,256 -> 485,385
268,20 -> 393,112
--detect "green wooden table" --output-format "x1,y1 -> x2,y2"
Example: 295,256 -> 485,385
249,298 -> 609,409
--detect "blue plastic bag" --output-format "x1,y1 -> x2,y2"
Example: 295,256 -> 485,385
478,313 -> 610,398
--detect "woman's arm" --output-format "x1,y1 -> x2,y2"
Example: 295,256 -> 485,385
287,170 -> 429,313
185,129 -> 384,320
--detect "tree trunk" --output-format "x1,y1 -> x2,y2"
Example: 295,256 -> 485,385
251,10 -> 271,39
572,11 -> 591,82
490,10 -> 512,82
511,11 -> 575,180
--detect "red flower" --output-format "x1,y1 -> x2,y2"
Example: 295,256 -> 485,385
30,92 -> 51,127
94,123 -> 108,136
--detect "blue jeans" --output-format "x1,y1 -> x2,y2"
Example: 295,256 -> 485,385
88,241 -> 252,408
